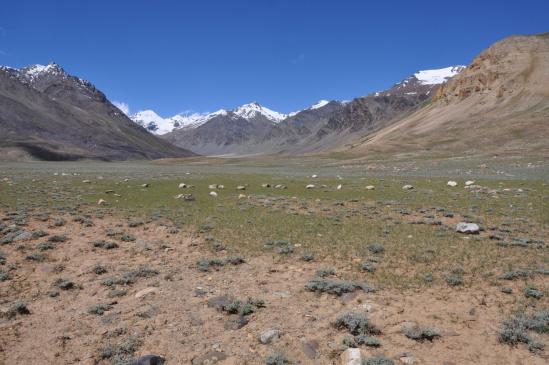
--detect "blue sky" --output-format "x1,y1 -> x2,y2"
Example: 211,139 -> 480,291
1,1 -> 548,116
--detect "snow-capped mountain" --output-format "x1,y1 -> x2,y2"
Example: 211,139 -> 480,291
414,66 -> 466,85
233,102 -> 286,122
377,65 -> 466,97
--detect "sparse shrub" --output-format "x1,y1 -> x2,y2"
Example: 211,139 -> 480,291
37,242 -> 55,251
422,272 -> 434,283
197,258 -> 225,272
402,324 -> 441,342
102,267 -> 158,286
100,336 -> 143,364
53,218 -> 66,227
32,230 -> 48,238
48,235 -> 68,242
444,272 -> 463,286
343,334 -> 381,348
92,240 -> 119,249
499,310 -> 548,352
120,234 -> 135,242
225,256 -> 246,265
524,285 -> 544,299
301,252 -> 314,262
26,252 -> 46,262
363,357 -> 394,365
0,269 -> 10,281
306,279 -> 375,296
222,297 -> 265,316
368,243 -> 385,254
88,303 -> 112,315
0,251 -> 6,265
12,301 -> 31,315
361,262 -> 377,273
128,219 -> 144,227
316,267 -> 336,278
265,352 -> 293,365
500,269 -> 532,280
55,278 -> 75,290
93,264 -> 108,275
334,312 -> 380,336
501,286 -> 513,294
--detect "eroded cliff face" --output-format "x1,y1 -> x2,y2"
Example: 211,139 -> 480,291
435,34 -> 549,104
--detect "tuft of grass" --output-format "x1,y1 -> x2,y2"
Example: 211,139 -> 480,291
402,324 -> 441,342
316,267 -> 336,278
334,312 -> 380,336
306,279 -> 374,296
265,352 -> 293,365
499,310 -> 548,352
363,357 -> 394,365
523,285 -> 544,299
88,303 -> 112,315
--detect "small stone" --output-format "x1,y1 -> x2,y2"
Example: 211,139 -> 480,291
336,184 -> 342,190
224,315 -> 248,330
402,185 -> 414,190
465,180 -> 475,186
141,183 -> 149,188
447,181 -> 458,187
131,354 -> 165,365
259,329 -> 280,344
365,185 -> 375,190
209,191 -> 218,197
191,351 -> 227,365
340,348 -> 362,365
456,222 -> 480,234
400,355 -> 416,364
13,231 -> 32,242
178,183 -> 187,188
97,199 -> 107,205
236,185 -> 246,190
135,287 -> 159,299
238,194 -> 247,199
306,184 -> 315,189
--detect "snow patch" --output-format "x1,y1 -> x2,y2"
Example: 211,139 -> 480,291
414,66 -> 465,85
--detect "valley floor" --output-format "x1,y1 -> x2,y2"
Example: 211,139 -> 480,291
0,156 -> 547,364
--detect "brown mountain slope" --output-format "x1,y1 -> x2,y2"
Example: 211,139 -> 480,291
0,64 -> 195,161
341,33 -> 549,159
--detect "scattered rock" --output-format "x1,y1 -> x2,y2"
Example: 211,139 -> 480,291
447,181 -> 458,187
306,184 -> 315,189
399,355 -> 416,364
224,315 -> 248,330
141,183 -> 149,188
236,185 -> 246,190
465,180 -> 475,186
238,194 -> 247,199
402,185 -> 414,190
97,199 -> 107,205
337,184 -> 342,190
456,222 -> 480,234
131,354 -> 165,365
13,231 -> 32,242
365,185 -> 375,190
191,351 -> 228,365
259,329 -> 280,344
340,348 -> 362,365
178,183 -> 188,188
301,340 -> 319,359
207,296 -> 233,310
209,191 -> 218,198
135,287 -> 159,299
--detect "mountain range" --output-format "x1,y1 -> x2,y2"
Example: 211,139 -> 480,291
0,33 -> 547,161
0,63 -> 194,160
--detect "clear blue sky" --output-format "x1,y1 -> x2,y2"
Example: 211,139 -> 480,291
1,0 -> 548,116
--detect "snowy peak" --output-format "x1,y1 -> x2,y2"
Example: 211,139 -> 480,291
414,66 -> 466,85
20,63 -> 66,80
233,102 -> 286,123
310,100 -> 330,110
130,109 -> 228,135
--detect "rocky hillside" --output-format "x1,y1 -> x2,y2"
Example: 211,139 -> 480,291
163,66 -> 463,155
344,33 -> 549,158
0,63 -> 195,161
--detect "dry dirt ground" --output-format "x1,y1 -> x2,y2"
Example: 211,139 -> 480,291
1,212 -> 547,365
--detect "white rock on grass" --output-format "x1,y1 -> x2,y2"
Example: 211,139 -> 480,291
311,174 -> 318,178
236,185 -> 246,190
456,222 -> 480,234
340,348 -> 362,365
208,184 -> 217,189
209,191 -> 218,198
306,184 -> 315,189
365,185 -> 375,190
97,199 -> 106,205
465,180 -> 475,186
238,194 -> 247,199
402,185 -> 414,190
178,183 -> 188,188
336,184 -> 342,190
447,181 -> 458,187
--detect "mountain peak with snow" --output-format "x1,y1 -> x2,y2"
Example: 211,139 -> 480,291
232,102 -> 286,122
413,66 -> 466,85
